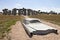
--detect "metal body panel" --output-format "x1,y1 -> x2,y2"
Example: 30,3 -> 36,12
22,18 -> 58,37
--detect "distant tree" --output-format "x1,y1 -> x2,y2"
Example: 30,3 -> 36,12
38,10 -> 40,14
58,13 -> 60,15
49,11 -> 57,14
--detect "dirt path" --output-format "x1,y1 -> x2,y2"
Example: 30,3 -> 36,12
10,21 -> 30,40
10,16 -> 60,40
23,15 -> 29,18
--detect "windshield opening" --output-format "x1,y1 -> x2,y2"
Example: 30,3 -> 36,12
29,20 -> 41,23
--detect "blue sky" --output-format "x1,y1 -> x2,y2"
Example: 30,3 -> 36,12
0,0 -> 60,13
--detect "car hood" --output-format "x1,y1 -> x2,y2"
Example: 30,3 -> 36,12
27,23 -> 56,30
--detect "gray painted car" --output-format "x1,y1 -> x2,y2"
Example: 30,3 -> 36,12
22,18 -> 58,37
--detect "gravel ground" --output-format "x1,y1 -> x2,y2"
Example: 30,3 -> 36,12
9,20 -> 60,40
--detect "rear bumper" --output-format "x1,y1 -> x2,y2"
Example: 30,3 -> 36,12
33,29 -> 58,35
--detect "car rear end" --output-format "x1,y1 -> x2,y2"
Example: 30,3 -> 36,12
32,29 -> 58,35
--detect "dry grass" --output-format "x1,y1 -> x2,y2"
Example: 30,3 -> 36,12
0,15 -> 22,39
30,14 -> 60,26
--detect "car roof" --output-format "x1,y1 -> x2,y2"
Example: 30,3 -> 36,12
24,18 -> 40,21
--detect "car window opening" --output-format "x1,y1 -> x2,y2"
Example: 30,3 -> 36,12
29,20 -> 41,23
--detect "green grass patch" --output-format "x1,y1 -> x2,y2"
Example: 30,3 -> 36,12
0,15 -> 23,39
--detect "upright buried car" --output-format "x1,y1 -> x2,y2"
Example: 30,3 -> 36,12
22,18 -> 58,37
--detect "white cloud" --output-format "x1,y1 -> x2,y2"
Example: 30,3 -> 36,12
14,3 -> 21,8
16,3 -> 21,7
